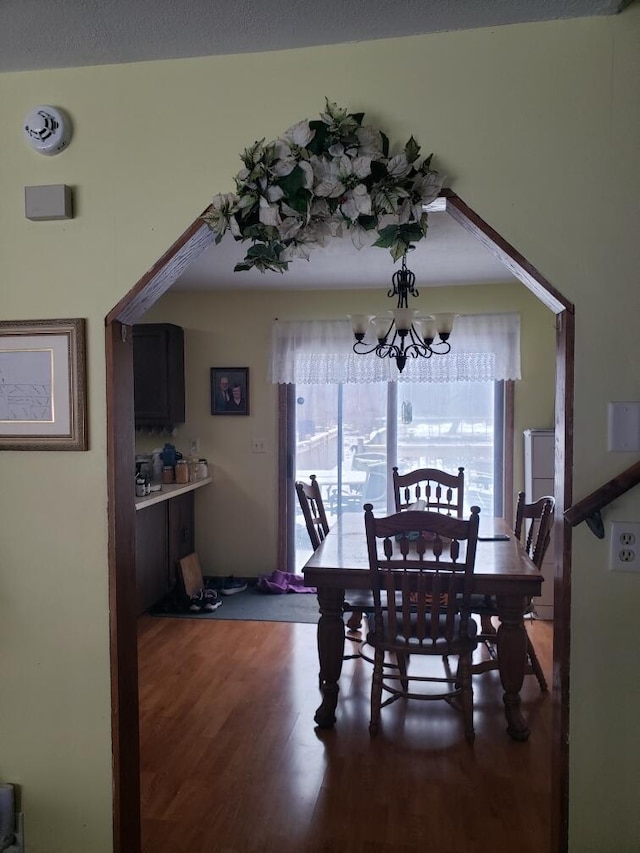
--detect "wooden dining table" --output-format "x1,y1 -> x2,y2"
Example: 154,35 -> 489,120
303,512 -> 543,741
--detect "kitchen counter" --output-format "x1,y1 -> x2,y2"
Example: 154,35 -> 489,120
134,476 -> 213,511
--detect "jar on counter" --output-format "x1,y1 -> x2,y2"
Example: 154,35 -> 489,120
187,457 -> 199,482
175,459 -> 190,484
196,458 -> 208,480
161,465 -> 174,485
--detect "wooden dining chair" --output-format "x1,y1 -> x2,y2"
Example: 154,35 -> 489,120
471,491 -> 555,690
295,475 -> 373,667
392,466 -> 465,517
295,474 -> 329,550
364,503 -> 481,741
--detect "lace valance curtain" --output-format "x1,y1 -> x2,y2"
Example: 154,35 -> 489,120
269,313 -> 521,384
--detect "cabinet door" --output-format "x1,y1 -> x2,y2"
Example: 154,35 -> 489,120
133,323 -> 185,427
135,502 -> 169,614
168,491 -> 195,591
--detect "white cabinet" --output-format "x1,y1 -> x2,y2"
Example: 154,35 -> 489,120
524,429 -> 555,620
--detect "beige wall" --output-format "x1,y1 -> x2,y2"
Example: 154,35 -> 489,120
0,8 -> 639,851
137,284 -> 555,578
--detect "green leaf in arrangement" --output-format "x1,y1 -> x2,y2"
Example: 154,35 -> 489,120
372,225 -> 402,249
370,160 -> 388,182
405,136 -> 421,164
380,131 -> 390,158
284,191 -> 310,216
241,222 -> 269,241
358,215 -> 377,231
306,120 -> 330,155
397,222 -> 426,244
234,242 -> 290,273
277,164 -> 309,198
389,241 -> 407,263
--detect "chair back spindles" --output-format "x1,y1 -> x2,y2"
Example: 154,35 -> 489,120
363,503 -> 481,741
393,466 -> 465,517
470,491 -> 555,693
295,474 -> 330,551
514,491 -> 555,569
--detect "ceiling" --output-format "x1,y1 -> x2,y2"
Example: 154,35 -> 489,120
175,212 -> 518,291
0,0 -> 629,73
4,0 -> 629,292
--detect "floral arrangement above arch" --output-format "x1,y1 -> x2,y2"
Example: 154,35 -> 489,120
203,99 -> 444,273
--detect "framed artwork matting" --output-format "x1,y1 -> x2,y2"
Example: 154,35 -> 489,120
0,318 -> 88,450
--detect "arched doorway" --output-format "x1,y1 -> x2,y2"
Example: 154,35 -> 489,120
105,189 -> 573,853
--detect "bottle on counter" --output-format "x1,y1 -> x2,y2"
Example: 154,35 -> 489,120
135,472 -> 148,497
160,443 -> 177,469
151,450 -> 164,484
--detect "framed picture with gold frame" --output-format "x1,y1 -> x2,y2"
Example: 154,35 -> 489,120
0,318 -> 88,450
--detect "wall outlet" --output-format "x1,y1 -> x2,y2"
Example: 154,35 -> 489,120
251,438 -> 266,454
609,521 -> 640,572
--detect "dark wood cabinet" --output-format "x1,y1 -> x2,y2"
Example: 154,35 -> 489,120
135,501 -> 170,614
167,491 -> 195,590
134,490 -> 195,614
133,323 -> 185,428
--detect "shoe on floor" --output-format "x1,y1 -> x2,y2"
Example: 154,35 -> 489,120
188,590 -> 205,611
201,590 -> 223,612
188,588 -> 223,612
221,576 -> 248,596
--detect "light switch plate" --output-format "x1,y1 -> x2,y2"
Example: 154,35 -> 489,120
607,401 -> 640,452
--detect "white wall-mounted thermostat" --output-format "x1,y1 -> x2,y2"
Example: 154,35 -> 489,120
23,105 -> 72,155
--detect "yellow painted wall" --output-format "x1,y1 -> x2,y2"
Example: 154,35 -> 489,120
138,284 -> 555,578
0,8 -> 639,851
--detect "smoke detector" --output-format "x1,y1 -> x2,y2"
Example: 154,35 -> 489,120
23,106 -> 72,155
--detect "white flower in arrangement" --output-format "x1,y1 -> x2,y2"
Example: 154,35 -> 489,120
202,98 -> 444,273
341,183 -> 373,222
281,119 -> 316,151
355,124 -> 385,158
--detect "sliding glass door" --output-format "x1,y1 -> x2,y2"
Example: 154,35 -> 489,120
292,380 -> 503,571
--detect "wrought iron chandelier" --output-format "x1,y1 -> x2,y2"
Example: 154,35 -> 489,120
349,253 -> 457,373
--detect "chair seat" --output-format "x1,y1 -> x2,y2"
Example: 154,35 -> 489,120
368,612 -> 478,655
467,593 -> 498,615
345,590 -> 412,612
467,593 -> 534,618
344,590 -> 376,612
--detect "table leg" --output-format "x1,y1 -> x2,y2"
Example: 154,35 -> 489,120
314,585 -> 346,729
495,594 -> 531,741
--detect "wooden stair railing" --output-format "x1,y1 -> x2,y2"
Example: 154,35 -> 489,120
564,460 -> 640,538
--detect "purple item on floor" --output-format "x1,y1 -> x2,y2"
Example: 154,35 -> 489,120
257,569 -> 316,595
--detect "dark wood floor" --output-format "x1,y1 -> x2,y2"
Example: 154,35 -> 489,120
138,614 -> 553,853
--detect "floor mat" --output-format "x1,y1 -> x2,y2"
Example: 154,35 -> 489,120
148,583 -> 320,624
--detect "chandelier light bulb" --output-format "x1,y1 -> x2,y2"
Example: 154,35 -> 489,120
371,315 -> 393,342
348,314 -> 373,339
416,315 -> 437,343
434,313 -> 458,338
392,307 -> 416,334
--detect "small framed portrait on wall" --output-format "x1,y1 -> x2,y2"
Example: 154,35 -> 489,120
210,367 -> 249,416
